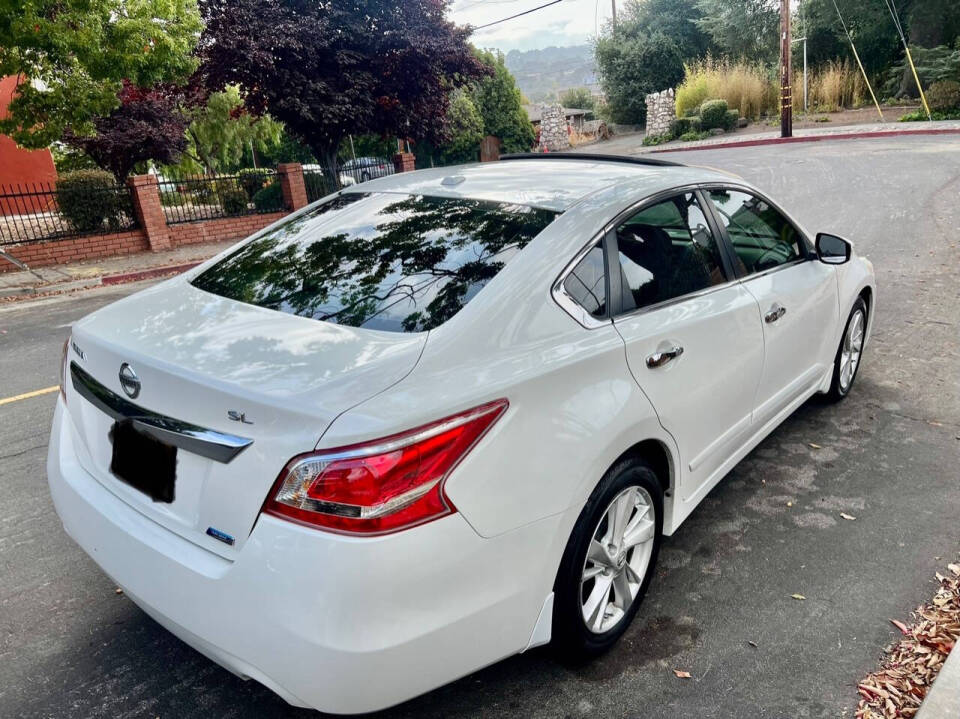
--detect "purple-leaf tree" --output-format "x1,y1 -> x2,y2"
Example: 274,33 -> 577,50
196,0 -> 488,177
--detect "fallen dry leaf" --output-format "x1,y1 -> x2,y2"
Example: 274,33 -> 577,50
808,442 -> 822,449
748,640 -> 758,648
890,619 -> 910,635
791,593 -> 806,601
840,512 -> 857,521
115,587 -> 123,595
948,564 -> 960,576
672,669 -> 692,679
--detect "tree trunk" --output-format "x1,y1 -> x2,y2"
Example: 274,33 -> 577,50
313,140 -> 342,194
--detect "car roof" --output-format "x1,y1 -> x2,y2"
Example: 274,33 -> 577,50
343,156 -> 737,212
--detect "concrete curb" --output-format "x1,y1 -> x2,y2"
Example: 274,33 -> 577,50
916,639 -> 960,718
0,261 -> 202,301
649,127 -> 960,154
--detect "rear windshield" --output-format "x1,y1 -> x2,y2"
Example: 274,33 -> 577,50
191,193 -> 558,333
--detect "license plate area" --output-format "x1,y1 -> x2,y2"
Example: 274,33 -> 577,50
110,419 -> 177,503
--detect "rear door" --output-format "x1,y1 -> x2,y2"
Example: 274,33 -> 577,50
702,187 -> 839,426
610,191 -> 764,506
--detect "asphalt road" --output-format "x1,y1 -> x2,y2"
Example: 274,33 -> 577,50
2,135 -> 959,719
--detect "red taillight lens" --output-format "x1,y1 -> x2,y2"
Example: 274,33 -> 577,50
264,399 -> 508,535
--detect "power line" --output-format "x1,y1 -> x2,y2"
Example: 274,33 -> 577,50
471,0 -> 565,31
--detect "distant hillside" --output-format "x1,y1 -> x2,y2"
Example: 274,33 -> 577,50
504,45 -> 598,103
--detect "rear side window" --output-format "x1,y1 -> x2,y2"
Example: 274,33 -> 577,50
563,242 -> 607,318
705,189 -> 803,274
192,193 -> 558,332
614,192 -> 727,313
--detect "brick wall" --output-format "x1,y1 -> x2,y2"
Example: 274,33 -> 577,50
168,212 -> 287,247
2,229 -> 149,270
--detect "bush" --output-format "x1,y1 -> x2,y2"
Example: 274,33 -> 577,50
252,181 -> 284,212
220,187 -> 249,215
927,80 -> 960,112
55,170 -> 128,232
723,109 -> 740,131
236,168 -> 272,199
671,116 -> 701,136
676,58 -> 772,119
700,99 -> 729,130
642,133 -> 672,147
160,190 -> 186,207
679,130 -> 709,142
803,59 -> 864,112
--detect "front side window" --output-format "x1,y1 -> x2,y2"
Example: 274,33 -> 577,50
705,189 -> 803,274
563,242 -> 607,318
192,193 -> 558,333
615,193 -> 726,313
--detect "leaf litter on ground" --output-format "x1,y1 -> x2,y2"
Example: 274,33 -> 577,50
855,561 -> 960,718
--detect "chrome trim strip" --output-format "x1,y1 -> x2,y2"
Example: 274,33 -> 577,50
551,229 -> 611,330
70,362 -> 253,463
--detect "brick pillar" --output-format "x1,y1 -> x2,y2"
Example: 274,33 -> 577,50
277,163 -> 308,211
392,152 -> 416,173
127,174 -> 171,251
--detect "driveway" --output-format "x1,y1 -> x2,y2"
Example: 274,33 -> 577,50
1,135 -> 959,718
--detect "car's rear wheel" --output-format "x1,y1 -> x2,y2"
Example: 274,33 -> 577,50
552,457 -> 662,659
825,297 -> 867,402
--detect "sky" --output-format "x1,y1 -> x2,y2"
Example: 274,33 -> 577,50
449,0 -> 614,53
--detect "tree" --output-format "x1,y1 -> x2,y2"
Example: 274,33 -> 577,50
469,49 -> 535,153
178,86 -> 284,174
197,0 -> 486,179
559,87 -> 596,111
595,33 -> 685,124
618,0 -> 715,60
694,0 -> 780,65
0,0 -> 201,148
64,82 -> 191,182
440,89 -> 484,164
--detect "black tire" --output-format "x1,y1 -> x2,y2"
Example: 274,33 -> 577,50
552,457 -> 662,660
824,296 -> 868,403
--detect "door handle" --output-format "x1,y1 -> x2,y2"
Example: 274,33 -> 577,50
646,345 -> 684,368
764,304 -> 787,323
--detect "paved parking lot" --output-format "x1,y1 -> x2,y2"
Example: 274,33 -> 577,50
1,135 -> 958,718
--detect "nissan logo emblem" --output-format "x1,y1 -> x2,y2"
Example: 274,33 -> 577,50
118,363 -> 141,399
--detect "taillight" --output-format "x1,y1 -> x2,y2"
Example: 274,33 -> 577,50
264,399 -> 508,535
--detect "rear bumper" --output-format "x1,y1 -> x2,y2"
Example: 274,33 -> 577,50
47,398 -> 560,714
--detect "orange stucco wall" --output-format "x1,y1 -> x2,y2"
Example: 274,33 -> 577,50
0,76 -> 58,214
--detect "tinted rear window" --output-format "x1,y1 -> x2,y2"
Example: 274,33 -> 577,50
192,193 -> 558,332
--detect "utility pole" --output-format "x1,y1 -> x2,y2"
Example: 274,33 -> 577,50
611,0 -> 616,31
780,0 -> 792,137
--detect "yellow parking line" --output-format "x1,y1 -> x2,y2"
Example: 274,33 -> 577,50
0,385 -> 60,406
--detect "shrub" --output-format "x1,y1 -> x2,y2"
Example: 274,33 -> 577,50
679,130 -> 709,142
676,58 -> 772,119
671,116 -> 701,136
700,99 -> 729,130
236,168 -> 272,199
160,190 -> 186,207
806,60 -> 864,112
55,170 -> 128,232
220,187 -> 249,215
642,133 -> 672,146
927,80 -> 960,112
723,109 -> 740,131
252,181 -> 284,211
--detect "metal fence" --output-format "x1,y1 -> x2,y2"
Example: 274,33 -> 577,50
157,170 -> 284,224
0,181 -> 138,246
303,157 -> 397,203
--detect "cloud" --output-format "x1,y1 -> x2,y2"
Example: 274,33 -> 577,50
451,0 -> 610,52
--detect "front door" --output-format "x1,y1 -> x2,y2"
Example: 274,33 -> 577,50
610,191 -> 764,506
703,188 -> 839,425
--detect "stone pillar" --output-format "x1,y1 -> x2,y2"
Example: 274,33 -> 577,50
127,174 -> 171,251
277,163 -> 308,211
392,152 -> 416,173
538,105 -> 570,152
644,88 -> 676,138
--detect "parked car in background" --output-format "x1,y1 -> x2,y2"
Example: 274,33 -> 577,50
340,156 -> 394,185
49,154 -> 874,714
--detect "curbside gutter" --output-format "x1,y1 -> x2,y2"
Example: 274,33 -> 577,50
0,261 -> 202,300
916,640 -> 960,719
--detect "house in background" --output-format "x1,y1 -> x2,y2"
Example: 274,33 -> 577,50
522,105 -> 588,133
0,75 -> 58,214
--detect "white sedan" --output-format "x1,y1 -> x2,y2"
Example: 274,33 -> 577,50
48,155 -> 875,714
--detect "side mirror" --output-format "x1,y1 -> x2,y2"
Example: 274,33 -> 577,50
816,233 -> 852,265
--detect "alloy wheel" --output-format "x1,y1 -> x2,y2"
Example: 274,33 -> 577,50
839,308 -> 865,392
580,486 -> 656,634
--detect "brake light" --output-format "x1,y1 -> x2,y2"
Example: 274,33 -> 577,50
264,399 -> 508,535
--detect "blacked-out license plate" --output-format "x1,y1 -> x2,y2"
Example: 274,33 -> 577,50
109,419 -> 177,503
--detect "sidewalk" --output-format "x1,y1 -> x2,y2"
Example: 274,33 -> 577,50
917,641 -> 960,719
0,239 -> 236,300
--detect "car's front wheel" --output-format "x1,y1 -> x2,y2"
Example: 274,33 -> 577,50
825,296 -> 867,402
552,457 -> 662,659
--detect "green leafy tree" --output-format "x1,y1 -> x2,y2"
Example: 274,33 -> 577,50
440,89 -> 484,163
559,87 -> 596,110
595,33 -> 685,124
694,0 -> 780,65
470,49 -> 535,153
176,86 -> 284,174
618,0 -> 715,60
0,0 -> 201,148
